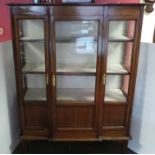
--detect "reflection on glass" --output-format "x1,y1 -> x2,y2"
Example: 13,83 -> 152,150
109,20 -> 135,40
57,76 -> 95,103
55,21 -> 98,103
23,74 -> 46,101
19,19 -> 46,102
107,42 -> 133,73
19,20 -> 44,40
55,21 -> 98,75
21,42 -> 45,73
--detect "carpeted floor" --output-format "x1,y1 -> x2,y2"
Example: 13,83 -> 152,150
13,141 -> 136,154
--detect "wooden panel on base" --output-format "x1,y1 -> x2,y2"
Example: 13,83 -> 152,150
100,127 -> 130,140
54,104 -> 96,140
53,130 -> 97,141
23,128 -> 49,137
24,102 -> 48,130
102,104 -> 127,127
56,104 -> 95,128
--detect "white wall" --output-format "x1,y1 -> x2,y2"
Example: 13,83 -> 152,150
128,2 -> 155,153
0,41 -> 20,154
128,43 -> 155,153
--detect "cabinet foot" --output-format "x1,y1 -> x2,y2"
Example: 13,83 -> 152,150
121,141 -> 128,154
21,140 -> 29,154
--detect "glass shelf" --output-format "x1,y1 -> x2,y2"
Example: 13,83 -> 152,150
107,42 -> 133,74
55,21 -> 98,104
109,35 -> 133,42
57,88 -> 94,102
18,19 -> 47,103
107,64 -> 129,74
56,75 -> 96,103
23,74 -> 46,101
56,36 -> 97,43
105,75 -> 129,103
57,63 -> 96,75
24,88 -> 46,101
20,37 -> 44,42
104,89 -> 127,103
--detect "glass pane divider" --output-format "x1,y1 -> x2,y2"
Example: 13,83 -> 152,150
108,39 -> 134,42
105,73 -> 131,75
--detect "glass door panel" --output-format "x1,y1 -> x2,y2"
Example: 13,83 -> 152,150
107,42 -> 133,74
57,76 -> 95,103
19,19 -> 47,102
23,74 -> 46,101
105,75 -> 129,103
109,20 -> 135,41
104,20 -> 135,103
55,21 -> 98,103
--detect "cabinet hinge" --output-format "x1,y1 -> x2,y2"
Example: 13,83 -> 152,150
52,75 -> 56,87
103,74 -> 106,85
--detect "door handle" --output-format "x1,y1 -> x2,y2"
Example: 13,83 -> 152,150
102,74 -> 106,85
52,75 -> 56,87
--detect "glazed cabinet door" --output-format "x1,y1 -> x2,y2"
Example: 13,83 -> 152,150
99,6 -> 143,139
50,6 -> 103,140
13,7 -> 50,137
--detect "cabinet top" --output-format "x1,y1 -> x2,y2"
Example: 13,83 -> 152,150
7,3 -> 145,7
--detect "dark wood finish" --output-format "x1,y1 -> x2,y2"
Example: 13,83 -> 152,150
9,4 -> 144,146
13,6 -> 47,15
107,6 -> 141,17
56,72 -> 96,76
56,105 -> 95,129
98,5 -> 144,144
51,6 -> 103,17
144,0 -> 155,13
8,3 -> 145,6
14,140 -> 136,154
23,104 -> 48,128
102,104 -> 127,127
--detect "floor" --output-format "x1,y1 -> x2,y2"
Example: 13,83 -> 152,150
13,141 -> 136,154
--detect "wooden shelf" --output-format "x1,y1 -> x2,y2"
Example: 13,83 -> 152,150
24,88 -> 46,101
22,64 -> 45,73
22,64 -> 129,75
20,37 -> 44,42
105,89 -> 127,102
109,35 -> 133,42
57,88 -> 95,103
107,64 -> 129,74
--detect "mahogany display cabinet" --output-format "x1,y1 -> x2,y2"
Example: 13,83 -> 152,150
8,3 -> 144,147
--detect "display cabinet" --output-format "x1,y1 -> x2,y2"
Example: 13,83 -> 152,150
9,3 -> 144,146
